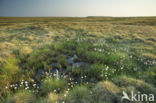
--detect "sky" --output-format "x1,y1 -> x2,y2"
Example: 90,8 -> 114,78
0,0 -> 156,17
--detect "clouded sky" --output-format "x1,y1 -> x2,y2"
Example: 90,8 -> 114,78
0,0 -> 156,17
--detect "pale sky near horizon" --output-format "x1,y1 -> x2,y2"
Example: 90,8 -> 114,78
0,0 -> 156,17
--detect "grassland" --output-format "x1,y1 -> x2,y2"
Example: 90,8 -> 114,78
0,17 -> 156,103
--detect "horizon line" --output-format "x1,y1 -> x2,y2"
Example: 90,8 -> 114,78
0,16 -> 156,18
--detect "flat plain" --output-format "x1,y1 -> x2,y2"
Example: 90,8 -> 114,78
0,17 -> 156,103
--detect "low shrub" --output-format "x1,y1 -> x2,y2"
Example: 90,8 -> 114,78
48,93 -> 59,103
113,76 -> 156,95
87,63 -> 105,80
41,78 -> 67,95
3,90 -> 36,103
67,86 -> 91,103
0,58 -> 23,97
92,81 -> 120,103
57,55 -> 68,68
141,66 -> 156,85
